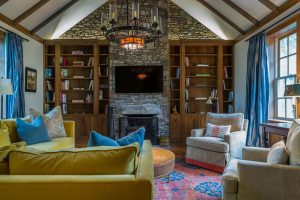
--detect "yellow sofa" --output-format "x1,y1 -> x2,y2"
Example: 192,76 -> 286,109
0,140 -> 154,200
1,119 -> 75,151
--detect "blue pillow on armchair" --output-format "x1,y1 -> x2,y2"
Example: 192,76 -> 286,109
87,127 -> 145,150
16,116 -> 50,145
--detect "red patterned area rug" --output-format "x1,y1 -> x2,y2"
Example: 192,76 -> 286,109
155,160 -> 222,200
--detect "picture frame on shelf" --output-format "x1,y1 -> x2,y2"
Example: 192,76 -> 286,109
25,67 -> 37,92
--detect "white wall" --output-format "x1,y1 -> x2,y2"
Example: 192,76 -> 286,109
0,22 -> 43,116
234,3 -> 300,114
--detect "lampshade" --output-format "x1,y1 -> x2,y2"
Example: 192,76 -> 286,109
285,84 -> 300,97
0,78 -> 13,95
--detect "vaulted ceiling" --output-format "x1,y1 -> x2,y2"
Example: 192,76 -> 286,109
0,0 -> 299,42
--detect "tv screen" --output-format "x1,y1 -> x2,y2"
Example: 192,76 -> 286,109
115,65 -> 163,93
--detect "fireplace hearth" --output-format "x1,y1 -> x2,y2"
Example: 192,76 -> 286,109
119,114 -> 159,145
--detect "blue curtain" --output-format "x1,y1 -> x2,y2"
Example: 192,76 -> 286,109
245,32 -> 270,147
5,32 -> 25,118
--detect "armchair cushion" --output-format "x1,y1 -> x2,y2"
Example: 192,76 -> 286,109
205,123 -> 231,138
206,112 -> 244,132
267,141 -> 288,165
286,119 -> 300,165
186,137 -> 229,153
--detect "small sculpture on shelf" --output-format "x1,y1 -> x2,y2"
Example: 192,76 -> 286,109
205,89 -> 219,113
172,105 -> 178,114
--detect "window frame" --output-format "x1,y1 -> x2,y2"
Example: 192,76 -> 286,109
274,30 -> 297,120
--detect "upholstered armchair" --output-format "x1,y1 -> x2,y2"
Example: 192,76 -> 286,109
222,119 -> 300,200
186,112 -> 248,172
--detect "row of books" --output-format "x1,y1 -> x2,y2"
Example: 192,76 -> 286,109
46,80 -> 54,90
45,91 -> 55,102
45,68 -> 54,78
61,94 -> 94,104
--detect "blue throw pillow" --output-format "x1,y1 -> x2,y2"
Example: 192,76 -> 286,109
16,116 -> 50,145
116,127 -> 145,150
87,131 -> 120,147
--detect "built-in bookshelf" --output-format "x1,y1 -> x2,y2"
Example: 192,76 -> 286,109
169,42 -> 181,114
99,45 -> 110,114
43,40 -> 110,115
168,41 -> 235,115
44,45 -> 56,113
223,45 -> 234,113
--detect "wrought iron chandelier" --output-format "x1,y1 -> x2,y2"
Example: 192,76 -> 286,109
100,0 -> 164,50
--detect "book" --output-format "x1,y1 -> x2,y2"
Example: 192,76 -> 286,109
62,104 -> 68,114
45,68 -> 54,78
210,89 -> 218,99
85,94 -> 93,103
185,89 -> 189,101
196,64 -> 209,67
88,80 -> 94,90
62,80 -> 69,90
72,100 -> 85,103
99,90 -> 103,100
72,50 -> 83,55
72,61 -> 84,67
89,69 -> 93,78
228,91 -> 234,102
61,94 -> 67,103
46,80 -> 53,90
88,57 -> 94,66
61,69 -> 68,78
185,77 -> 190,87
176,68 -> 180,78
185,102 -> 190,114
223,67 -> 229,78
223,80 -> 226,90
185,57 -> 190,67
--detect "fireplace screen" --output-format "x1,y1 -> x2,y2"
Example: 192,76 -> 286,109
119,114 -> 159,145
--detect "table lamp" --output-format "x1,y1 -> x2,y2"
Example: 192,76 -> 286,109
284,84 -> 300,118
0,78 -> 13,119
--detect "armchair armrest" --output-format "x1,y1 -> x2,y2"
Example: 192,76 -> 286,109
224,131 -> 246,159
238,160 -> 300,200
242,147 -> 269,162
191,128 -> 205,137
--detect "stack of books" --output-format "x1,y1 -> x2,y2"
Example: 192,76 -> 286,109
73,61 -> 84,67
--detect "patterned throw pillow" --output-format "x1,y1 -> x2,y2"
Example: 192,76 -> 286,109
30,106 -> 66,138
205,123 -> 231,138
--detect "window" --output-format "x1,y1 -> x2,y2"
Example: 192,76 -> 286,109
0,31 -> 5,78
275,31 -> 297,119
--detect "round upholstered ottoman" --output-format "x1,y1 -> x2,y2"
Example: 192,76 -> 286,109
152,147 -> 175,181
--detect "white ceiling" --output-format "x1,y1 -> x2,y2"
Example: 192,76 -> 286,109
0,0 -> 291,40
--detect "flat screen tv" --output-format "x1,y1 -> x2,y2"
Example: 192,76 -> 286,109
115,65 -> 163,93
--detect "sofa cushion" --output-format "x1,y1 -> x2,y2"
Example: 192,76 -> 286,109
16,116 -> 50,145
9,143 -> 139,175
205,123 -> 231,138
286,119 -> 300,165
186,137 -> 229,153
267,141 -> 289,165
0,123 -> 11,148
30,106 -> 66,138
28,137 -> 74,151
206,112 -> 244,132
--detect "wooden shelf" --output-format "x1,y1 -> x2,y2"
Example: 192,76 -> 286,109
62,102 -> 93,105
61,54 -> 94,56
186,66 -> 217,68
62,90 -> 93,92
185,76 -> 217,78
185,53 -> 217,56
61,66 -> 93,68
61,78 -> 93,80
45,66 -> 55,68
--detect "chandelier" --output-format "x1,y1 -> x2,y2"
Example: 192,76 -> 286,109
100,0 -> 164,50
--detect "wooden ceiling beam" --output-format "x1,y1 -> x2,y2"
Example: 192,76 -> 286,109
223,0 -> 258,24
258,0 -> 278,12
0,14 -> 43,43
0,0 -> 9,7
235,0 -> 299,42
31,0 -> 79,33
197,0 -> 245,34
13,0 -> 50,24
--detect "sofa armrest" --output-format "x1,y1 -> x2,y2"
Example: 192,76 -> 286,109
242,147 -> 269,162
191,128 -> 206,137
238,160 -> 300,200
63,121 -> 75,139
224,131 -> 246,159
135,140 -> 154,198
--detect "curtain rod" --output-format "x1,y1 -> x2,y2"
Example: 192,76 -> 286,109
245,7 -> 300,42
0,26 -> 29,42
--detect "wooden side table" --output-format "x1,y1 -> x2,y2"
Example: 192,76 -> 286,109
260,123 -> 291,147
